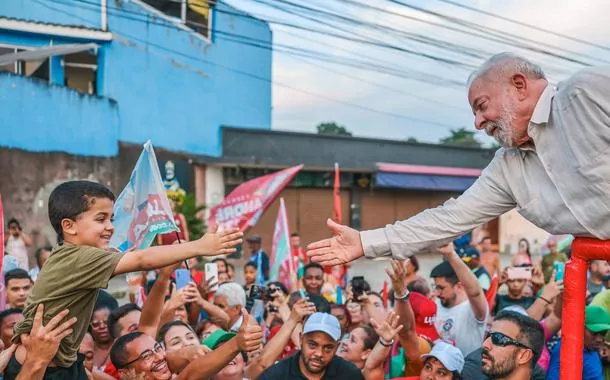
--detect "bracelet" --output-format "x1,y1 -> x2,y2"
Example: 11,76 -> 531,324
379,338 -> 394,347
539,296 -> 551,304
394,289 -> 410,301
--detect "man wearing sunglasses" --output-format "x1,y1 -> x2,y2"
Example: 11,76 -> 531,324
479,310 -> 544,380
547,305 -> 610,380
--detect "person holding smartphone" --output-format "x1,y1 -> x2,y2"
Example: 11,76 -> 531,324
494,267 -> 537,315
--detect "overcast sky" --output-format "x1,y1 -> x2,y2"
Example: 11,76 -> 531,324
225,0 -> 610,146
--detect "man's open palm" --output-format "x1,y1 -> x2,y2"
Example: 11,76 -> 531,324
306,219 -> 364,266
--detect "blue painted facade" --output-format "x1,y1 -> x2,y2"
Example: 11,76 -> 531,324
0,0 -> 272,157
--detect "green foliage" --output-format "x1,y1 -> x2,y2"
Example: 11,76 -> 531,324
439,127 -> 482,148
175,194 -> 206,241
316,121 -> 352,136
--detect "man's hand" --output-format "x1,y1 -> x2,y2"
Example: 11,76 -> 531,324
385,260 -> 409,297
166,345 -> 206,373
235,309 -> 263,352
541,270 -> 563,303
195,226 -> 243,256
307,219 -> 364,266
531,266 -> 545,288
437,242 -> 455,258
289,299 -> 316,323
370,311 -> 403,344
21,304 -> 77,367
183,282 -> 205,306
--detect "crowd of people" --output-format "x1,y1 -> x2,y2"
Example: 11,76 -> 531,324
2,180 -> 610,380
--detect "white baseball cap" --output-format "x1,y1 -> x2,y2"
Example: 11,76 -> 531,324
421,341 -> 465,372
303,312 -> 341,341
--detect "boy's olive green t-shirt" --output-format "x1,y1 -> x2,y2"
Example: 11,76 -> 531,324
13,243 -> 123,367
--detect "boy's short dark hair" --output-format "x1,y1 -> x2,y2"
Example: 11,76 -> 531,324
7,218 -> 20,229
0,308 -> 23,327
48,180 -> 115,244
4,269 -> 31,287
110,331 -> 144,369
304,262 -> 324,274
430,261 -> 459,286
244,262 -> 257,270
108,303 -> 141,339
291,232 -> 300,237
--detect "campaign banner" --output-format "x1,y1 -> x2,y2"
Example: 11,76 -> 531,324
270,198 -> 296,288
110,141 -> 179,252
208,165 -> 303,231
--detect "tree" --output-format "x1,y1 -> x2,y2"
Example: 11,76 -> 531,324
316,122 -> 352,136
175,194 -> 206,240
405,137 -> 418,143
439,127 -> 482,148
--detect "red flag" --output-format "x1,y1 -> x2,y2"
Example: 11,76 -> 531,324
333,163 -> 342,224
208,165 -> 303,232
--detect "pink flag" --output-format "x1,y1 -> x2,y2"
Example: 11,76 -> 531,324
270,198 -> 296,290
208,165 -> 303,231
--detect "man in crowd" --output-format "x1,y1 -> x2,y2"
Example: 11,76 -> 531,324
259,312 -> 364,379
29,246 -> 52,282
494,268 -> 537,314
547,305 -> 610,379
308,53 -> 610,270
108,303 -> 142,340
214,282 -> 247,331
588,260 -> 610,303
540,237 -> 569,283
431,244 -> 488,356
0,308 -> 24,349
303,263 -> 325,296
5,268 -> 32,309
246,235 -> 269,282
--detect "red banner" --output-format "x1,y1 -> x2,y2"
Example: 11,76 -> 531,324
208,165 -> 303,232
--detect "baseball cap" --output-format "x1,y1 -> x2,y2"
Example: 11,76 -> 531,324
421,341 -> 464,372
203,329 -> 236,349
585,305 -> 610,333
246,235 -> 262,243
409,292 -> 440,342
457,245 -> 480,263
302,312 -> 341,341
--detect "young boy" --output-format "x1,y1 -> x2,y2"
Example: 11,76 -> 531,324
8,181 -> 242,379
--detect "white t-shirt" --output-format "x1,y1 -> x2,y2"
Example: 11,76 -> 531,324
435,299 -> 488,356
5,235 -> 29,270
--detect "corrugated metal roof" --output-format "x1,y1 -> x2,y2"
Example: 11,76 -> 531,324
0,16 -> 101,32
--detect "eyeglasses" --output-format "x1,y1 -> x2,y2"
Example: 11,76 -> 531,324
486,332 -> 532,351
121,342 -> 165,369
90,320 -> 107,329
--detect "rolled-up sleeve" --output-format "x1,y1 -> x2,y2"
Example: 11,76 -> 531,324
360,155 -> 516,259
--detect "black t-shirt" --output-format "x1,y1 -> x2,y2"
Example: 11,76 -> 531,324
259,351 -> 364,380
462,348 -> 546,380
493,295 -> 536,315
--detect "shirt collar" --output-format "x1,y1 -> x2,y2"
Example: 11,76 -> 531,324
529,84 -> 556,125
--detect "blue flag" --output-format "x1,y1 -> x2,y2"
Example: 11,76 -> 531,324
110,141 -> 178,252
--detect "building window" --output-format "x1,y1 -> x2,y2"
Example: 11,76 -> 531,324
0,45 -> 50,81
64,51 -> 97,95
141,0 -> 214,40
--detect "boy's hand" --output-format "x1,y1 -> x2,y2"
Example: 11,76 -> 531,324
195,227 -> 243,256
22,304 -> 77,367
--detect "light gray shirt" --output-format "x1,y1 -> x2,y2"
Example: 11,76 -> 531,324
362,66 -> 610,259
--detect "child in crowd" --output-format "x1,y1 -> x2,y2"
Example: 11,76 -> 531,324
7,180 -> 242,379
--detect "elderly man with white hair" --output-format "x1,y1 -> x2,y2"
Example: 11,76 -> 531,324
214,282 -> 247,331
308,52 -> 610,264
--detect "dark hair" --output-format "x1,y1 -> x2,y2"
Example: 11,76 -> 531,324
407,277 -> 431,297
4,269 -> 31,287
518,238 -> 532,258
358,325 -> 379,351
408,256 -> 420,272
34,246 -> 53,268
110,331 -> 144,369
108,303 -> 141,339
244,262 -> 257,271
422,357 -> 462,379
494,310 -> 544,367
330,304 -> 351,327
157,320 -> 196,343
0,308 -> 23,327
7,218 -> 20,230
291,232 -> 300,237
212,258 -> 228,268
227,263 -> 235,272
97,290 -> 119,311
304,262 -> 324,274
430,261 -> 459,286
267,281 -> 289,296
48,180 -> 115,244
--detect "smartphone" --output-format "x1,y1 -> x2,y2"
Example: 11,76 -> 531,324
507,266 -> 532,280
205,263 -> 219,292
554,261 -> 565,282
175,269 -> 191,290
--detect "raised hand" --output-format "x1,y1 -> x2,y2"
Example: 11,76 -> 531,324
195,226 -> 243,256
370,311 -> 403,343
530,266 -> 545,288
183,282 -> 204,305
21,304 -> 77,367
541,270 -> 563,302
437,242 -> 455,258
289,298 -> 316,323
236,309 -> 263,352
307,219 -> 364,266
385,260 -> 409,297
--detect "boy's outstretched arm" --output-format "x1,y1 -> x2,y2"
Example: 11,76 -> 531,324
113,228 -> 242,275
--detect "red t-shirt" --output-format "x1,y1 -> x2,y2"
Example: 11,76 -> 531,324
268,324 -> 297,359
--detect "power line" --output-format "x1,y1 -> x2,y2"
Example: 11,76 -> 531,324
435,0 -> 610,53
32,0 -> 462,130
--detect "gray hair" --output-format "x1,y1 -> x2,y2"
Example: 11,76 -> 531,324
468,52 -> 546,87
216,282 -> 246,307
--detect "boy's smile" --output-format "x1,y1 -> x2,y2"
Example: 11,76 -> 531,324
64,197 -> 115,248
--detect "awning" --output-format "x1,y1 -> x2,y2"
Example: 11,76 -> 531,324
375,162 -> 482,192
0,43 -> 97,66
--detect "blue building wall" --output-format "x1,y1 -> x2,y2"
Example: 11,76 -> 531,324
0,72 -> 119,155
0,0 -> 272,157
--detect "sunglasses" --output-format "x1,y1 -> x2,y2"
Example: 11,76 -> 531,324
486,332 -> 532,351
